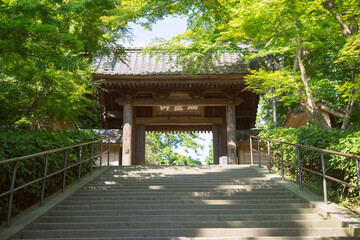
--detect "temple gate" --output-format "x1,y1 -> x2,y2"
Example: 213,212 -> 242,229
94,44 -> 259,165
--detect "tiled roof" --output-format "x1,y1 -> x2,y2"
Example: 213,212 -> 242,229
94,43 -> 250,76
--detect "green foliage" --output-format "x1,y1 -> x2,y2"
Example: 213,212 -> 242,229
139,0 -> 360,129
0,129 -> 100,223
145,132 -> 204,165
255,95 -> 294,130
204,142 -> 214,165
259,126 -> 360,211
0,0 -> 132,128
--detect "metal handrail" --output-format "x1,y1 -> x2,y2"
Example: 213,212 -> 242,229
250,135 -> 360,204
1,138 -> 111,228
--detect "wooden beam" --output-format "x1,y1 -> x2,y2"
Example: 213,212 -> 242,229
236,110 -> 252,117
130,98 -> 243,106
136,117 -> 223,125
146,125 -> 212,132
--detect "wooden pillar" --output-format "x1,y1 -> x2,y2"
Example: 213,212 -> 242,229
227,103 -> 237,164
212,124 -> 220,165
135,124 -> 146,165
131,107 -> 136,165
238,142 -> 244,164
99,89 -> 108,129
219,123 -> 227,158
119,144 -> 122,165
122,96 -> 132,165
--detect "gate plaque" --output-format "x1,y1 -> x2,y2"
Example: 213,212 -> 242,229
154,105 -> 204,117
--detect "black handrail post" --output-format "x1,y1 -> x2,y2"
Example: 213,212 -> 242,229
258,137 -> 261,167
40,154 -> 49,207
250,136 -> 254,165
6,161 -> 19,228
62,149 -> 68,193
297,147 -> 303,191
107,138 -> 110,166
280,143 -> 284,181
90,142 -> 94,176
321,151 -> 328,204
267,140 -> 271,173
78,145 -> 82,183
355,158 -> 360,200
100,142 -> 103,167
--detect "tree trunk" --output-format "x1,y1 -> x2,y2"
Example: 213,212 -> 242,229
323,0 -> 357,39
296,46 -> 332,131
341,63 -> 357,129
323,1 -> 359,130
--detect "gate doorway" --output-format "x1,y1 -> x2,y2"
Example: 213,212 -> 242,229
145,131 -> 213,166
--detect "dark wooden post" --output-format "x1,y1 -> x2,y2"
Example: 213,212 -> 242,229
122,95 -> 132,165
226,102 -> 237,164
136,124 -> 146,165
212,124 -> 220,165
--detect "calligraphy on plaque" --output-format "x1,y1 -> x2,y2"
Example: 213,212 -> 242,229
153,105 -> 204,117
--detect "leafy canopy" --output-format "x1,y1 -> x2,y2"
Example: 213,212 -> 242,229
139,0 -> 360,129
0,0 -> 133,128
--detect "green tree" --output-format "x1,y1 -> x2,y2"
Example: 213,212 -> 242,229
204,142 -> 214,165
145,132 -> 204,165
139,0 -> 360,130
0,0 -> 132,128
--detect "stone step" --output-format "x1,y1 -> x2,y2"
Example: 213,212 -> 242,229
30,220 -> 341,230
48,208 -> 317,216
37,213 -> 327,223
82,185 -> 282,190
21,228 -> 351,238
63,199 -> 305,205
55,203 -> 311,211
66,194 -> 298,200
13,237 -> 360,240
73,190 -> 292,196
95,177 -> 269,181
78,187 -> 286,193
86,181 -> 279,186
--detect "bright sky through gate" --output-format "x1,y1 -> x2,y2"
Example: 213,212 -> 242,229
129,17 -> 212,164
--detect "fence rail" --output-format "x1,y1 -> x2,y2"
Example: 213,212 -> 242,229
250,135 -> 360,204
0,138 -> 111,228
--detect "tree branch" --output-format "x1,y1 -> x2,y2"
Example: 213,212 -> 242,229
277,18 -> 296,44
323,0 -> 354,39
341,62 -> 357,129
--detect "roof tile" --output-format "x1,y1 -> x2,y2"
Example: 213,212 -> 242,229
95,45 -> 248,76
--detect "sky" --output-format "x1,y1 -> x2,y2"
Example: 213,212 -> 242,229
129,17 -> 213,164
128,17 -> 187,41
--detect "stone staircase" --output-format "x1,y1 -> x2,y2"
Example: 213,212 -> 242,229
15,165 -> 359,239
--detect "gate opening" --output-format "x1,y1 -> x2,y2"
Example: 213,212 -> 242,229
145,131 -> 213,165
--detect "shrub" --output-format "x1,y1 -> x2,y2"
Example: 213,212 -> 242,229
0,129 -> 100,224
259,126 -> 360,212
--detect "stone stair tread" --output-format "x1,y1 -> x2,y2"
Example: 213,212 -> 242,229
37,213 -> 326,222
12,237 -> 360,240
48,208 -> 317,216
21,227 -> 352,238
30,220 -> 341,230
63,199 -> 305,204
56,203 -> 310,210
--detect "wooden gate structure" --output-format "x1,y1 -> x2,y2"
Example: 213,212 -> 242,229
93,44 -> 259,165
